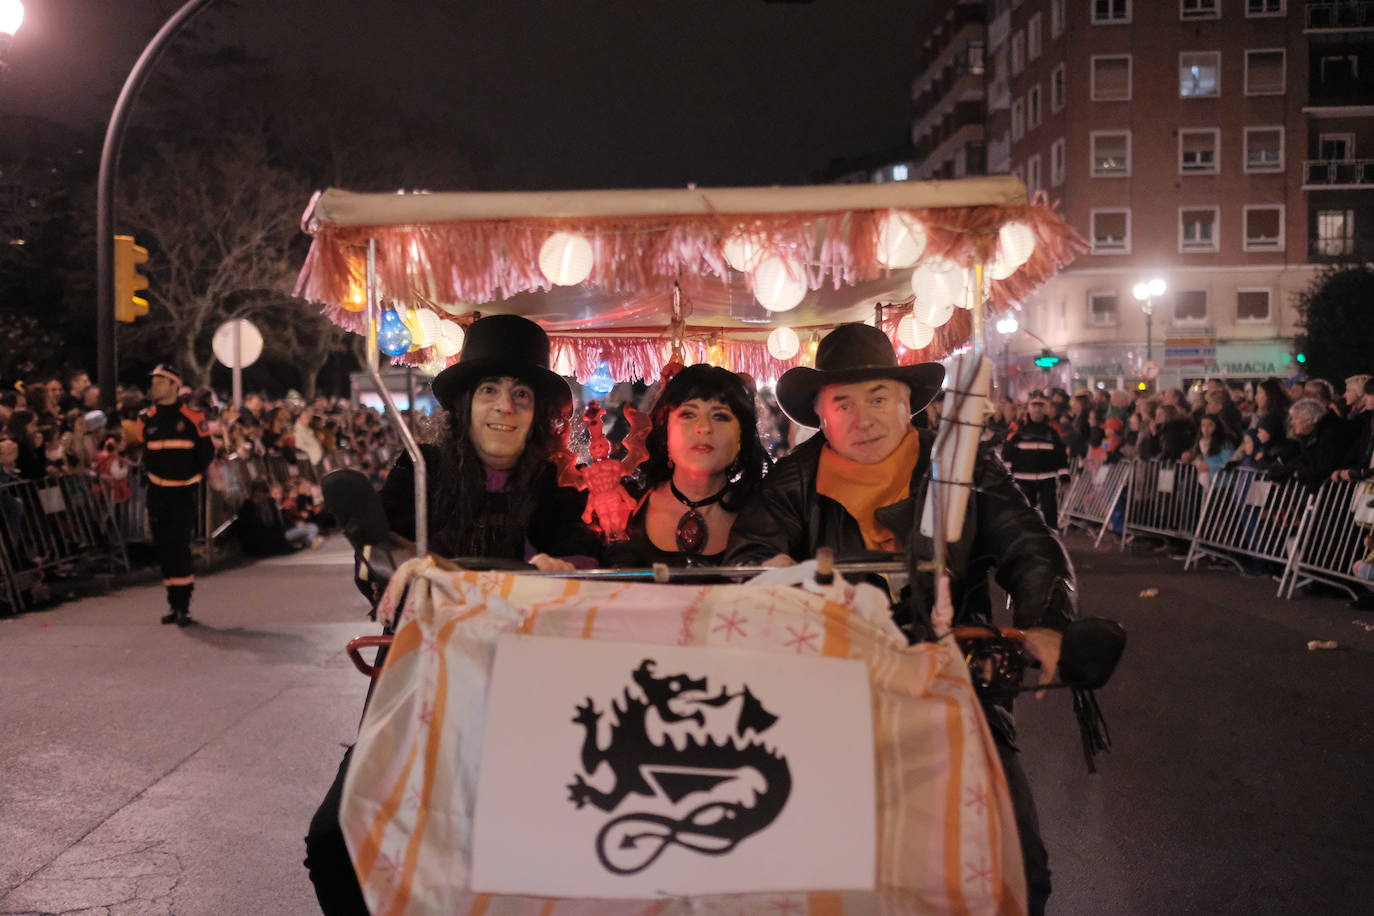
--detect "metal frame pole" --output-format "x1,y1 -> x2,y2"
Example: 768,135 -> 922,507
97,0 -> 219,413
364,241 -> 428,555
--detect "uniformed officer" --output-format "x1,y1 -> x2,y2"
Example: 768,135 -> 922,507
138,364 -> 214,625
1002,394 -> 1071,527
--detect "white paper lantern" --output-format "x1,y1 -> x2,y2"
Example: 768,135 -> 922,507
910,267 -> 959,327
766,326 -> 801,360
538,231 -> 595,286
875,211 -> 927,268
413,309 -> 442,348
722,230 -> 767,272
752,257 -> 808,312
987,220 -> 1037,280
897,314 -> 934,349
435,321 -> 465,358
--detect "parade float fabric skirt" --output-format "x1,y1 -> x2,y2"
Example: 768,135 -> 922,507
339,558 -> 1027,915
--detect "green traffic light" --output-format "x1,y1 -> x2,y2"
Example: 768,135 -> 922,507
1296,353 -> 1307,364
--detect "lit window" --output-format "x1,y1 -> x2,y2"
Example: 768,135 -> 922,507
1092,131 -> 1130,176
1181,0 -> 1219,19
1316,210 -> 1355,256
1093,0 -> 1130,24
1051,64 -> 1066,111
1245,50 -> 1285,95
1244,205 -> 1284,251
1244,127 -> 1283,172
1179,129 -> 1220,174
1091,209 -> 1130,254
1174,290 -> 1209,322
891,164 -> 909,181
1051,137 -> 1066,186
1180,52 -> 1221,98
1180,208 -> 1219,252
1092,55 -> 1132,101
1237,289 -> 1272,322
1089,290 -> 1120,326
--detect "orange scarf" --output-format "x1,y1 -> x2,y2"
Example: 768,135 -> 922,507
816,431 -> 922,551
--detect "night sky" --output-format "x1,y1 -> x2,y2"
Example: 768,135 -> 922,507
4,0 -> 927,190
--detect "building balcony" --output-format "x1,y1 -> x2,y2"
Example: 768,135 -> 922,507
1304,159 -> 1374,188
1304,80 -> 1374,113
1305,1 -> 1374,31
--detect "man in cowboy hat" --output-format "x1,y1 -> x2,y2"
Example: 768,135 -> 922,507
138,363 -> 214,625
725,322 -> 1075,915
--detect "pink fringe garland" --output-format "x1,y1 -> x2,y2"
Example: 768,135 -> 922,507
297,195 -> 1086,383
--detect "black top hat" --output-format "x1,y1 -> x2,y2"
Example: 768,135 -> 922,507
150,363 -> 183,386
431,314 -> 571,412
775,323 -> 945,428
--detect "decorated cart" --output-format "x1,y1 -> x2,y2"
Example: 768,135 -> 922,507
295,178 -> 1088,915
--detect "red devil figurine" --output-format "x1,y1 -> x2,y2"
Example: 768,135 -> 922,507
556,401 -> 651,542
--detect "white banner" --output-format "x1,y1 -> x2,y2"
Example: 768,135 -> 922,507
471,635 -> 876,899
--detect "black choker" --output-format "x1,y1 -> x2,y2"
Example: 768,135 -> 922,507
669,481 -> 727,555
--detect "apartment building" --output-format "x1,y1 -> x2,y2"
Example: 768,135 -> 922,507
959,0 -> 1374,392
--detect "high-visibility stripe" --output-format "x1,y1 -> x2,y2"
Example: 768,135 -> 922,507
146,439 -> 197,450
1013,471 -> 1064,481
163,575 -> 196,586
1009,441 -> 1056,450
147,472 -> 203,487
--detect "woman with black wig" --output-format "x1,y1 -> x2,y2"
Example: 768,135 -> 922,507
379,314 -> 598,569
603,364 -> 770,567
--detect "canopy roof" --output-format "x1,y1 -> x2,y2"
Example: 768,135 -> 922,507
294,177 -> 1084,381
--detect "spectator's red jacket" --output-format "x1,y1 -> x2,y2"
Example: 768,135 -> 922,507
137,402 -> 214,487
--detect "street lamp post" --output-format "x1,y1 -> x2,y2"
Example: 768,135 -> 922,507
1132,277 -> 1167,372
96,0 -> 220,412
0,1 -> 24,74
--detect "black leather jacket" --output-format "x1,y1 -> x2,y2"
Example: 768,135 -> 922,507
725,428 -> 1077,636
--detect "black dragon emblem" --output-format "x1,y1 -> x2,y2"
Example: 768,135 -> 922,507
567,659 -> 792,875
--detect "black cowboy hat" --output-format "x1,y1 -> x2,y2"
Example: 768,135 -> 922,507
431,314 -> 571,412
775,323 -> 945,428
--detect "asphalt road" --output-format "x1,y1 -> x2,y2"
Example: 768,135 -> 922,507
1,534 -> 1371,915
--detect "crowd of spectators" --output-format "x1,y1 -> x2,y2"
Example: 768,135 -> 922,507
982,374 -> 1374,494
0,371 -> 405,557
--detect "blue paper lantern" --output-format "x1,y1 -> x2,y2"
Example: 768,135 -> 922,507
377,309 -> 413,357
587,361 -> 615,397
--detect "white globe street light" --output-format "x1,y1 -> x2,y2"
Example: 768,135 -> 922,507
1132,277 -> 1167,368
995,314 -> 1020,335
0,1 -> 24,37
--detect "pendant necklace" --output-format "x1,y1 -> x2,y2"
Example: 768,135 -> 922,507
670,480 -> 727,556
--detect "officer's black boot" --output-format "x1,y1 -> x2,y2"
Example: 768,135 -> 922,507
168,584 -> 194,626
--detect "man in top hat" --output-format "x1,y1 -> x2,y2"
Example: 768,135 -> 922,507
306,314 -> 598,915
138,364 -> 214,625
725,323 -> 1075,915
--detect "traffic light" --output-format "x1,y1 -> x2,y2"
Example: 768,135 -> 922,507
1295,352 -> 1307,365
114,234 -> 149,323
1033,348 -> 1062,369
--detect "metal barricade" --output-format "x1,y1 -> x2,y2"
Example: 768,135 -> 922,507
1184,466 -> 1312,596
1122,458 -> 1207,547
1283,477 -> 1374,599
1060,460 -> 1130,546
0,474 -> 130,613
